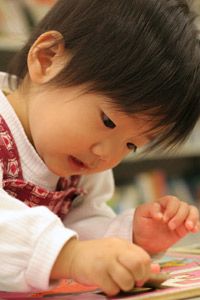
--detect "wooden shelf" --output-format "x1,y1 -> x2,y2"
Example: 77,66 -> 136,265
114,155 -> 200,186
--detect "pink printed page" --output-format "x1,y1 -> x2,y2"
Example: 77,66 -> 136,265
1,252 -> 200,299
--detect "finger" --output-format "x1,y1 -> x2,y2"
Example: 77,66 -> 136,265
136,202 -> 163,220
175,224 -> 189,238
149,202 -> 163,221
109,262 -> 135,292
185,206 -> 200,232
158,196 -> 180,223
118,250 -> 151,282
136,263 -> 161,287
100,273 -> 121,296
168,201 -> 189,230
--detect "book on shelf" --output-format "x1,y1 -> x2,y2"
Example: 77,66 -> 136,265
110,169 -> 199,213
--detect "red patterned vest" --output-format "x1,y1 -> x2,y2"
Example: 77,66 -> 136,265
0,115 -> 85,220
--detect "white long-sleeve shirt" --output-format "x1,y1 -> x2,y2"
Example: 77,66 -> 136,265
0,72 -> 134,292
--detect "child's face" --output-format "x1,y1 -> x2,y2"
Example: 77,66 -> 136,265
26,85 -> 156,177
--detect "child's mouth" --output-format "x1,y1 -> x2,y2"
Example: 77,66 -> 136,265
68,155 -> 87,171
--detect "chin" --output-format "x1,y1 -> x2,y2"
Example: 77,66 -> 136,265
45,164 -> 66,177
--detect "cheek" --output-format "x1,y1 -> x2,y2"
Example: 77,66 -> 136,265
29,115 -> 56,154
100,153 -> 125,171
30,120 -> 87,156
94,161 -> 120,174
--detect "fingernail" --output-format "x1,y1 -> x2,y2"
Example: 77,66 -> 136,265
136,281 -> 144,287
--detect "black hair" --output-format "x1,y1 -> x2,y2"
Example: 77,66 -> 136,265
8,0 -> 200,151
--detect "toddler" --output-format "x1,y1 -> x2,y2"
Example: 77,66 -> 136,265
0,0 -> 200,296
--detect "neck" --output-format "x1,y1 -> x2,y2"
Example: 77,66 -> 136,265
6,88 -> 34,145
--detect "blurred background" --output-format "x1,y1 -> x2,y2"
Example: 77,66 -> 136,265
0,0 -> 200,213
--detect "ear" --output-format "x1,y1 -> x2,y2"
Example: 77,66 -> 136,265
27,31 -> 68,84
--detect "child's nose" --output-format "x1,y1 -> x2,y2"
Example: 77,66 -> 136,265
91,141 -> 115,161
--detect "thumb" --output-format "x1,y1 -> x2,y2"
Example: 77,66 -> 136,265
149,202 -> 163,221
135,202 -> 163,220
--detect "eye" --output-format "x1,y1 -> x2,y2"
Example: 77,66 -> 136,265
127,143 -> 137,153
102,113 -> 116,129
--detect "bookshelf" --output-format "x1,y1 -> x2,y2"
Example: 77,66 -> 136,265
0,0 -> 200,213
112,121 -> 200,212
0,0 -> 53,70
112,134 -> 200,213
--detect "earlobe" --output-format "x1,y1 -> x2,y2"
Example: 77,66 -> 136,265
27,31 -> 67,84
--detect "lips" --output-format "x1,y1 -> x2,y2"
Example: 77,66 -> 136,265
68,155 -> 87,170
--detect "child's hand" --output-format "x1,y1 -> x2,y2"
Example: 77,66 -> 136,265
133,196 -> 200,254
51,237 -> 154,296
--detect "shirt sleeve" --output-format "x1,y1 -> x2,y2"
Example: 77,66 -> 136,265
0,177 -> 77,292
64,170 -> 134,242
